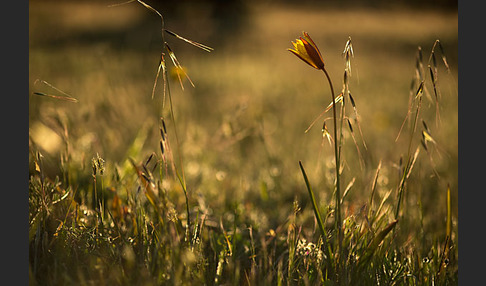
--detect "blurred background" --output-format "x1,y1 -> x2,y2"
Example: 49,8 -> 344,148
29,0 -> 457,231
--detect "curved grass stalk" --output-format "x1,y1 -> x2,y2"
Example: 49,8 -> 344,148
133,0 -> 193,236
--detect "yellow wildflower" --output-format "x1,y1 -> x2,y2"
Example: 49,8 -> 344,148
288,32 -> 325,70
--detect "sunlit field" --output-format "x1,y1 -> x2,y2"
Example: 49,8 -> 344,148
29,1 -> 457,284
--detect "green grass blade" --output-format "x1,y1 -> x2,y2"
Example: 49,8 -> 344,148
358,219 -> 398,269
299,161 -> 326,238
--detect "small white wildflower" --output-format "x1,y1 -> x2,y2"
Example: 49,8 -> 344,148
296,238 -> 325,263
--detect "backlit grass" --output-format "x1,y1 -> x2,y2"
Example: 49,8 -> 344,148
29,1 -> 457,285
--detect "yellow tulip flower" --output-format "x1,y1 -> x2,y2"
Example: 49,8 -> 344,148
288,32 -> 325,70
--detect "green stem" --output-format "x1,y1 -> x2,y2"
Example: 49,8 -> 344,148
322,68 -> 342,269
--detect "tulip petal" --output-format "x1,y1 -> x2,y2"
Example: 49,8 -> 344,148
302,34 -> 324,69
288,32 -> 325,70
288,48 -> 318,69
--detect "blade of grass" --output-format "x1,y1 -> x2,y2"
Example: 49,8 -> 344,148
299,161 -> 326,238
368,160 -> 382,221
446,184 -> 451,238
437,184 -> 452,276
358,219 -> 398,269
340,177 -> 356,205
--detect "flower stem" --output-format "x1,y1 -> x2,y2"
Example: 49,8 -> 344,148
322,68 -> 343,268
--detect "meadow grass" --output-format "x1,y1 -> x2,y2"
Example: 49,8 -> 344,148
29,1 -> 457,285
